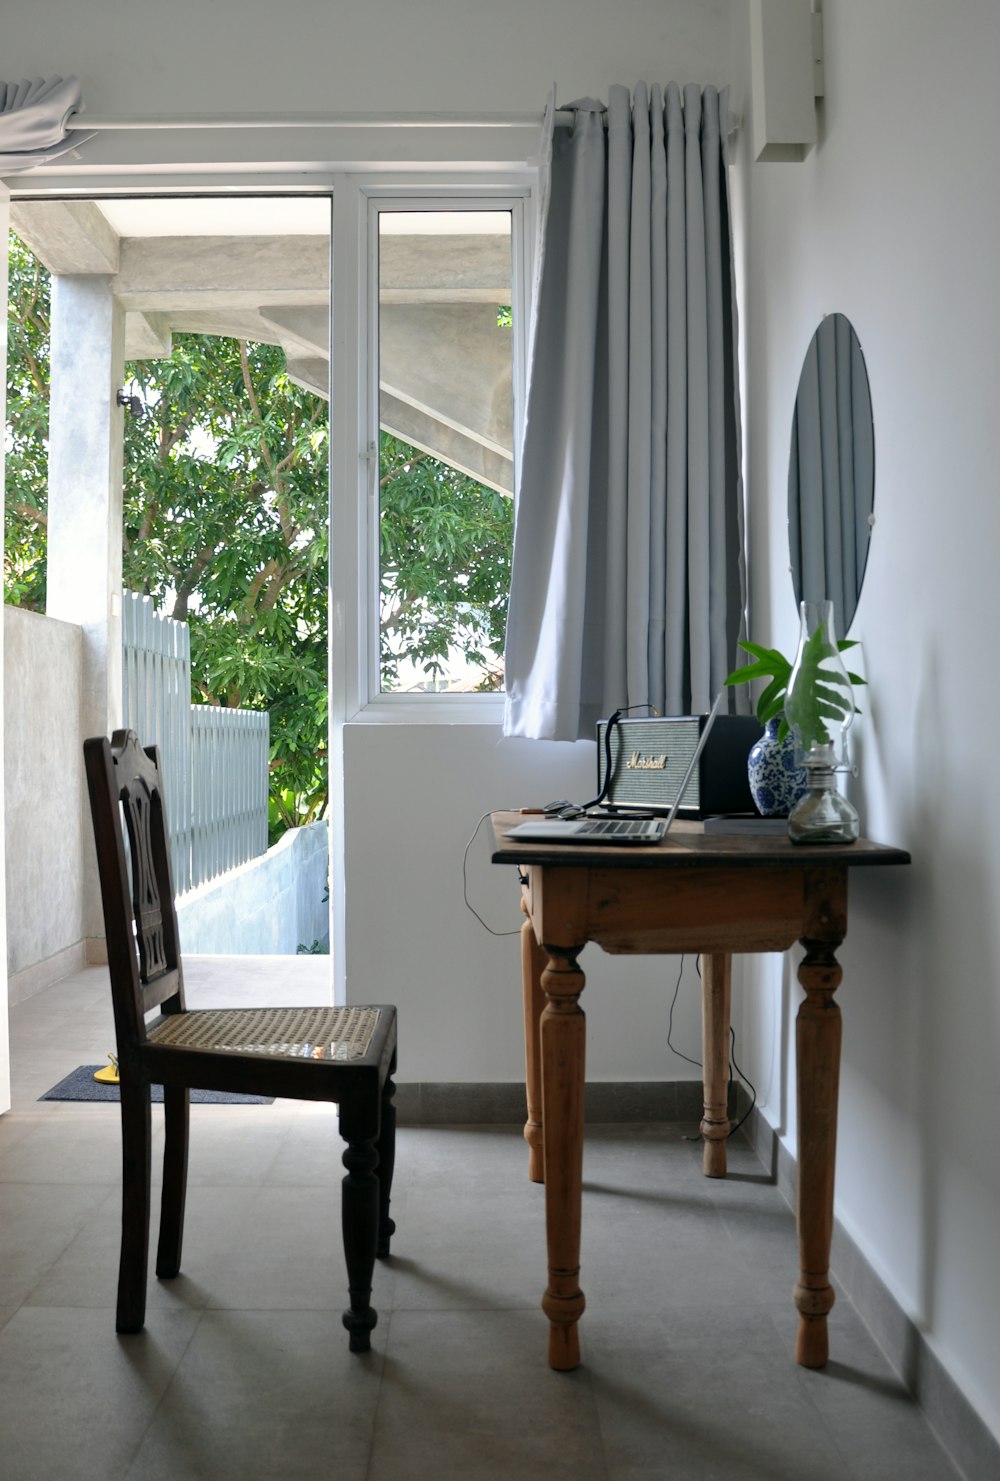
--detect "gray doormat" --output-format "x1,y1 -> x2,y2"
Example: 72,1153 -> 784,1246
40,1066 -> 274,1104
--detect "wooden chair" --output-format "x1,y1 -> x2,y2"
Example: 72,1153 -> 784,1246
83,728 -> 397,1352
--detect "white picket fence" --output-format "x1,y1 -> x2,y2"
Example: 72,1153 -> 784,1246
122,591 -> 269,894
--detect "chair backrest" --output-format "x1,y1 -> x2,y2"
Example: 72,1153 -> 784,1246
84,730 -> 185,1052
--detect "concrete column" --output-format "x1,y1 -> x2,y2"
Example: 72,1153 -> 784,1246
46,274 -> 126,944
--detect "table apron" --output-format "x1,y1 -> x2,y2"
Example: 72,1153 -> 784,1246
524,864 -> 813,955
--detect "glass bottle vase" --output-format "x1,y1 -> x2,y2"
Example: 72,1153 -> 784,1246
784,600 -> 860,844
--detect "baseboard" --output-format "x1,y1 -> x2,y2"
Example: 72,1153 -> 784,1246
393,1078 -> 739,1128
743,1105 -> 1000,1481
7,940 -> 89,1005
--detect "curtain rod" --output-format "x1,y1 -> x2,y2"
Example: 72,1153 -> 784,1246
64,112 -> 547,131
64,106 -> 738,133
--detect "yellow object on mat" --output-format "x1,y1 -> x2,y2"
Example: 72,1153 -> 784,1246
94,1059 -> 119,1085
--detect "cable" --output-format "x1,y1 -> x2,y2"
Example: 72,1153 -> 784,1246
545,702 -> 659,818
462,810 -> 523,938
727,1027 -> 757,1140
667,955 -> 703,1070
667,954 -> 758,1141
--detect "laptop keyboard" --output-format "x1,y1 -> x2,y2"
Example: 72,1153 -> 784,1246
583,819 -> 653,835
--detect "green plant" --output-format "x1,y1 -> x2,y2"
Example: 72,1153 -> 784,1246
725,636 -> 865,743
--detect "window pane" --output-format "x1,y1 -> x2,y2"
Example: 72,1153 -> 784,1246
377,209 -> 514,693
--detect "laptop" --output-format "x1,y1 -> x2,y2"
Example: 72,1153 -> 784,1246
504,692 -> 724,847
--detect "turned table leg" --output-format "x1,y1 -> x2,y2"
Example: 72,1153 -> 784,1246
521,913 -> 546,1184
539,944 -> 587,1371
794,870 -> 847,1368
700,952 -> 732,1178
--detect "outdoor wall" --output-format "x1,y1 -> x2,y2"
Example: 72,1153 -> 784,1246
176,820 -> 329,957
732,0 -> 1000,1449
3,606 -> 87,998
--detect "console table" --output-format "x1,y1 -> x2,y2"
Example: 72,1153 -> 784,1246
490,813 -> 910,1372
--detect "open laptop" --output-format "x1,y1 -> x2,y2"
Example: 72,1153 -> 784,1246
503,692 -> 724,847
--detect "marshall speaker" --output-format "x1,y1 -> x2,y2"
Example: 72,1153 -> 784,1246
596,714 -> 763,818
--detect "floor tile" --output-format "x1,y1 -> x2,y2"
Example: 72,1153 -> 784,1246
124,1309 -> 379,1481
1,972 -> 973,1481
368,1309 -> 609,1481
0,1305 -> 200,1481
0,1181 -> 113,1319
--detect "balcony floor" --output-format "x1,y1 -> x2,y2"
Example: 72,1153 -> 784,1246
0,960 -> 966,1481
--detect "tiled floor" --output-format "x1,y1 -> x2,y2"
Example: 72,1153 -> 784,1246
1,959 -> 964,1481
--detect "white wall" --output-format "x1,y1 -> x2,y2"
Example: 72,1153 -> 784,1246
2,0 -> 733,118
177,820 -> 329,956
344,724 -> 709,1083
734,0 -> 1000,1445
3,608 -> 87,987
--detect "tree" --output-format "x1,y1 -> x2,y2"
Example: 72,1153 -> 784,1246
378,433 -> 512,691
4,233 -> 49,610
4,234 -> 513,836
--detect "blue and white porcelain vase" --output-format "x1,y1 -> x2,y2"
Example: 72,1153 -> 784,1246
747,717 -> 808,818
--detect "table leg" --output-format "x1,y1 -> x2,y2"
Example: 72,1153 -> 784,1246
793,937 -> 843,1368
521,914 -> 546,1183
539,944 -> 587,1371
700,952 -> 732,1178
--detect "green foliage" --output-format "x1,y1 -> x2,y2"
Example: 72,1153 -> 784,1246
726,637 -> 865,743
379,434 -> 512,691
5,232 -> 513,837
782,625 -> 858,752
4,233 -> 50,611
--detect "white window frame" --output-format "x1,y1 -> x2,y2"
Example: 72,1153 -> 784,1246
334,175 -> 532,726
6,150 -> 536,1015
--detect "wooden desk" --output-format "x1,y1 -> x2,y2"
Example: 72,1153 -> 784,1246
491,813 -> 910,1373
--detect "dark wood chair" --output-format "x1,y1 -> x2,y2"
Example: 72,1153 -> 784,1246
83,728 -> 397,1352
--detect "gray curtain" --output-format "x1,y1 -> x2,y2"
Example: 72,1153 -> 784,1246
503,83 -> 746,741
788,314 -> 874,639
0,77 -> 93,172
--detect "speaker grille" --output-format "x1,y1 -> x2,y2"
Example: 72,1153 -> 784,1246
599,718 -> 703,810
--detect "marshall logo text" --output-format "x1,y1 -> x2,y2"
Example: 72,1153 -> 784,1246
625,751 -> 668,771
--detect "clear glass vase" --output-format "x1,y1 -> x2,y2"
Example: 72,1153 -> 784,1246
784,601 -> 860,845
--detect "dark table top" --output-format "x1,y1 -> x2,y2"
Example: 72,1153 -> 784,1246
490,812 -> 911,872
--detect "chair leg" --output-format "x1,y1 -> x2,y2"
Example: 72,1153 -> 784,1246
156,1084 -> 189,1279
376,1061 -> 397,1259
338,1100 -> 381,1353
117,1075 -> 152,1333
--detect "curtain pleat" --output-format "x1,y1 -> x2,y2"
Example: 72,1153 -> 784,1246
504,83 -> 745,740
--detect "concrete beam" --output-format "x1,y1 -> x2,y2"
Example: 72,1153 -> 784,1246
9,200 -> 119,276
109,233 -> 508,312
113,236 -> 330,311
380,234 -> 510,296
380,391 -> 512,497
380,302 -> 512,458
124,310 -> 173,360
259,304 -> 329,356
286,356 -> 329,399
